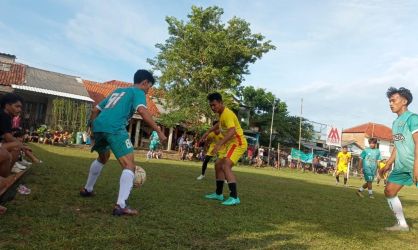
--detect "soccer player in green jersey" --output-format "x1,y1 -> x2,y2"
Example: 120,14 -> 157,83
356,138 -> 381,199
379,87 -> 418,231
80,70 -> 167,216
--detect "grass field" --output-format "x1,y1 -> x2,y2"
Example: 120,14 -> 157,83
1,144 -> 418,249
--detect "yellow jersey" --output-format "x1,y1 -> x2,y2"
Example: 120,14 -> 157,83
337,152 -> 351,168
219,107 -> 247,146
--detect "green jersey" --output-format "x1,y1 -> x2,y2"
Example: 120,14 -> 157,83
360,147 -> 381,172
93,87 -> 147,133
392,111 -> 418,173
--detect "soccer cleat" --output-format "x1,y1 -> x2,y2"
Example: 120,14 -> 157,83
112,204 -> 138,216
196,175 -> 205,180
356,190 -> 364,198
369,194 -> 375,199
221,197 -> 241,206
335,181 -> 339,185
385,224 -> 409,232
204,192 -> 224,201
79,188 -> 95,197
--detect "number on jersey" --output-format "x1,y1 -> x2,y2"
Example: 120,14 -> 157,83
104,92 -> 125,109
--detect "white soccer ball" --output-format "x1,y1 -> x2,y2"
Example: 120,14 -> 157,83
134,166 -> 146,188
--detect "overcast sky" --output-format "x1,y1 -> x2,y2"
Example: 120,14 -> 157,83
1,0 -> 418,130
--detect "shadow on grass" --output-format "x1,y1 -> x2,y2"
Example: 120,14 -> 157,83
1,144 -> 417,249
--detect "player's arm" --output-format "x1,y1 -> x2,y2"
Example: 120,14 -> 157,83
336,154 -> 339,167
412,132 -> 418,184
137,106 -> 167,142
380,148 -> 396,177
201,122 -> 219,142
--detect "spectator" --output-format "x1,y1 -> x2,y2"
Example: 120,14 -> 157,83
0,93 -> 27,177
12,128 -> 42,164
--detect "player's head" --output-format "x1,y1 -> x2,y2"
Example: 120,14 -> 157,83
386,87 -> 412,114
342,146 -> 348,153
368,137 -> 377,149
134,70 -> 155,94
207,92 -> 224,114
0,93 -> 23,116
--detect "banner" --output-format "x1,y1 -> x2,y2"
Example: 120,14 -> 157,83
291,148 -> 314,163
326,127 -> 342,146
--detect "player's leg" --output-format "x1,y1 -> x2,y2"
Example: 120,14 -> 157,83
108,132 -> 138,216
81,133 -> 110,196
81,151 -> 110,196
197,155 -> 212,180
356,182 -> 368,197
384,171 -> 411,231
205,158 -> 225,200
343,170 -> 348,186
335,170 -> 340,184
221,144 -> 246,206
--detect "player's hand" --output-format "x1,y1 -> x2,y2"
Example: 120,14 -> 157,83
378,165 -> 390,178
413,167 -> 418,184
211,143 -> 222,155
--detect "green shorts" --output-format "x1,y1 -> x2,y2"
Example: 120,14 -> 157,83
387,170 -> 414,186
363,173 -> 375,182
91,131 -> 134,159
363,167 -> 376,182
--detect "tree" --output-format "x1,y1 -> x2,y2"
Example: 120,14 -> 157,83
148,6 -> 275,127
239,86 -> 314,147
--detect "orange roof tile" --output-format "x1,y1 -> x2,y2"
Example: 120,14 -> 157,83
343,123 -> 392,141
83,80 -> 160,117
0,63 -> 26,85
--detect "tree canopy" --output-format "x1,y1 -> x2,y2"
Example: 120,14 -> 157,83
149,6 -> 275,128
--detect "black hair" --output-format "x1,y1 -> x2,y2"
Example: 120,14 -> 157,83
342,146 -> 348,149
207,92 -> 223,102
133,70 -> 155,85
368,137 -> 378,144
386,87 -> 413,105
212,120 -> 218,126
0,93 -> 23,108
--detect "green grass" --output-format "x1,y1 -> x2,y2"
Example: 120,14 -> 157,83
1,144 -> 418,249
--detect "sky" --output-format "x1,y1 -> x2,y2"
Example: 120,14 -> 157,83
1,0 -> 418,130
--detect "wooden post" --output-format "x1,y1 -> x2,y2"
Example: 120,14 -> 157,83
134,119 -> 141,148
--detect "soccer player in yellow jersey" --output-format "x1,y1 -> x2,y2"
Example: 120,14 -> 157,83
201,92 -> 248,206
336,146 -> 351,186
197,120 -> 223,180
377,159 -> 388,186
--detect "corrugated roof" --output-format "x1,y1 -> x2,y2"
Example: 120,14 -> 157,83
12,84 -> 93,102
343,122 -> 392,141
0,62 -> 25,86
25,67 -> 90,98
83,80 -> 160,116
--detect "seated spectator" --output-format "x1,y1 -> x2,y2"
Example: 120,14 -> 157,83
0,93 -> 26,177
53,130 -> 63,145
62,131 -> 71,144
12,129 -> 41,164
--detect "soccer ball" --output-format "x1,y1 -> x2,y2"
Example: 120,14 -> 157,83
134,166 -> 146,188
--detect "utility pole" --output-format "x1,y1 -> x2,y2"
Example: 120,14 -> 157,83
267,98 -> 275,166
298,98 -> 303,171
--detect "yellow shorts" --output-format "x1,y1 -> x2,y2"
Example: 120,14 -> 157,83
207,144 -> 225,157
218,142 -> 247,165
337,165 -> 348,174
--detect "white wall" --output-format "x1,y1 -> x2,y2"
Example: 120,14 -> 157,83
364,138 -> 392,159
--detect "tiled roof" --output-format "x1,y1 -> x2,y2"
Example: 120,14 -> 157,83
0,62 -> 25,86
343,122 -> 392,141
83,80 -> 160,116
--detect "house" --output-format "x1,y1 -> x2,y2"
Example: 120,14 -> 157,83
0,52 -> 93,131
342,122 -> 393,158
84,80 -> 179,150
